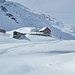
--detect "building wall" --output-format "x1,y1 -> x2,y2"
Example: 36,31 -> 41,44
0,29 -> 6,33
43,29 -> 51,34
41,28 -> 51,36
16,33 -> 22,39
13,31 -> 25,39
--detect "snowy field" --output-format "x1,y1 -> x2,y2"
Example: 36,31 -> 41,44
0,33 -> 75,75
0,1 -> 75,75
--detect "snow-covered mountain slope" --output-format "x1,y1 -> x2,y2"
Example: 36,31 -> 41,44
0,1 -> 75,75
0,1 -> 50,30
50,17 -> 75,36
45,15 -> 75,39
0,1 -> 75,40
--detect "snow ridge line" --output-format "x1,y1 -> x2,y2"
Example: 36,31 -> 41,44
0,44 -> 28,55
0,42 -> 41,55
0,40 -> 61,56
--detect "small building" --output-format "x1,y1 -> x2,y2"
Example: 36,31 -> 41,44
29,32 -> 43,36
0,29 -> 6,33
39,27 -> 51,36
13,31 -> 26,39
0,0 -> 5,3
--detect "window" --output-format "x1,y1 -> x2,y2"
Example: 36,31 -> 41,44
14,32 -> 17,35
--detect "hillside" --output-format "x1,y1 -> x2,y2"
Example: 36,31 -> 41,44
0,1 -> 75,40
0,1 -> 75,75
0,31 -> 75,75
0,1 -> 51,30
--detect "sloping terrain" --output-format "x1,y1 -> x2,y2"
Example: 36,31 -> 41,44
0,1 -> 75,75
0,33 -> 75,75
0,1 -> 75,40
0,1 -> 50,30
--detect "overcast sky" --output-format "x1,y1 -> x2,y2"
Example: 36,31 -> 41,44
7,0 -> 75,25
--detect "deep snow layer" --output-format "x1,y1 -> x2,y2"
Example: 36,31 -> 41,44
0,1 -> 75,74
0,33 -> 75,75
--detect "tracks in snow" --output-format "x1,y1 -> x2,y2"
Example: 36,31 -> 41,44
0,40 -> 75,56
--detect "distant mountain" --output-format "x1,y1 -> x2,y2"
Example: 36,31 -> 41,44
0,1 -> 75,40
45,15 -> 75,36
0,1 -> 51,31
41,14 -> 75,39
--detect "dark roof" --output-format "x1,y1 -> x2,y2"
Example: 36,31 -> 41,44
39,27 -> 51,32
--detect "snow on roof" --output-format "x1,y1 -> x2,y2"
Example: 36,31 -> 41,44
14,27 -> 37,34
39,27 -> 48,31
